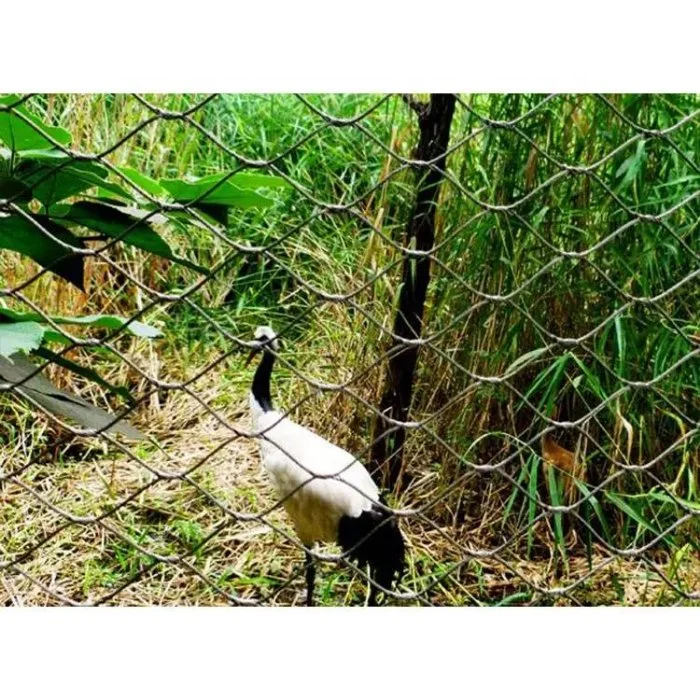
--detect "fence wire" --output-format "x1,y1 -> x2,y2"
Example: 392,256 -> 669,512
0,93 -> 698,606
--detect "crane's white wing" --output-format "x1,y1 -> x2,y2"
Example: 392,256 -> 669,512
253,410 -> 380,543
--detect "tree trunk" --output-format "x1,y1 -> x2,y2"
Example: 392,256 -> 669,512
370,93 -> 456,492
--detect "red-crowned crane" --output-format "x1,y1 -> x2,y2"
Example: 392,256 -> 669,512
245,325 -> 405,606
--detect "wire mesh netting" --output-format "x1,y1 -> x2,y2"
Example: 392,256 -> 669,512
0,93 -> 698,606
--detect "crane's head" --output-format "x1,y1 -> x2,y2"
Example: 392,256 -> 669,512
244,325 -> 280,366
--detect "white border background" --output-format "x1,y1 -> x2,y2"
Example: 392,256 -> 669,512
2,2 -> 697,696
4,0 -> 698,92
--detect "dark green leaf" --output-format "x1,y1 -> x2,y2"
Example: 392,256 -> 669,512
0,174 -> 32,202
546,463 -> 568,565
574,479 -> 612,544
15,158 -> 131,206
60,201 -> 207,273
0,213 -> 85,289
526,454 -> 539,556
0,352 -> 145,439
493,592 -> 532,606
64,201 -> 172,257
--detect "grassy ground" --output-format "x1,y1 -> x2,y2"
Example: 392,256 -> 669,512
1,94 -> 698,605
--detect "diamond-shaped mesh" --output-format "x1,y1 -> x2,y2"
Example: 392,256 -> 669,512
1,93 -> 698,606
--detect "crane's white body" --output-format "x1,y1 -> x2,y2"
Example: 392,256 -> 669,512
251,396 -> 379,546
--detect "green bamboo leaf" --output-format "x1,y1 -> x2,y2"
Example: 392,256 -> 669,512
574,479 -> 612,544
605,491 -> 662,537
616,139 -> 646,190
546,463 -> 568,566
502,462 -> 528,526
505,346 -> 549,376
614,315 -> 626,376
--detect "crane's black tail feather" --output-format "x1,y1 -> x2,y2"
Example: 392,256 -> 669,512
337,497 -> 405,605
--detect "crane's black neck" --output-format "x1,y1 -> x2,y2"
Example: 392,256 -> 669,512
252,349 -> 275,413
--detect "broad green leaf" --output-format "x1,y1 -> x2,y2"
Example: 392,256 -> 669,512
94,187 -> 129,202
0,321 -> 45,358
63,201 -> 173,258
115,166 -> 167,197
15,158 -> 131,206
0,352 -> 145,439
60,201 -> 207,273
0,213 -> 85,289
52,314 -> 162,339
17,149 -> 106,172
15,148 -> 72,160
160,173 -> 280,209
0,95 -> 71,150
38,329 -> 120,358
0,307 -> 161,339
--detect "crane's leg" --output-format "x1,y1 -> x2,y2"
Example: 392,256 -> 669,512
305,550 -> 316,607
368,565 -> 379,606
